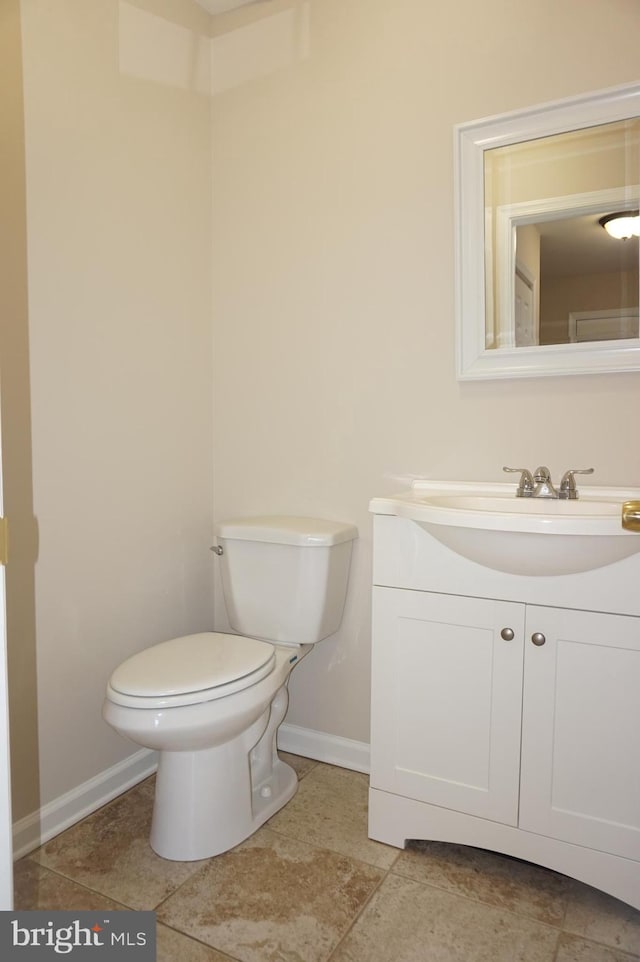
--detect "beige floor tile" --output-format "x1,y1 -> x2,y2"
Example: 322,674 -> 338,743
267,763 -> 398,869
392,840 -> 570,926
157,925 -> 235,962
563,883 -> 640,957
555,931 -> 640,962
278,751 -> 318,780
14,859 -> 126,911
330,873 -> 560,962
157,827 -> 384,962
14,769 -> 638,962
30,782 -> 208,910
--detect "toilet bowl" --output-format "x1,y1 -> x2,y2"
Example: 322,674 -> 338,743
103,516 -> 357,861
104,633 -> 310,860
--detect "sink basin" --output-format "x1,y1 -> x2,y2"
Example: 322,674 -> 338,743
370,481 -> 640,576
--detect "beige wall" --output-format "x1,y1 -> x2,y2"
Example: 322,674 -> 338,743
541,268 -> 640,343
15,0 -> 214,817
210,0 -> 640,745
487,120 -> 640,206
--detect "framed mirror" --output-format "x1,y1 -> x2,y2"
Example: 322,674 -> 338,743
455,82 -> 640,379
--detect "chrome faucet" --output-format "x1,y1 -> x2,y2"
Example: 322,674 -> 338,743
558,468 -> 595,500
503,466 -> 534,497
532,466 -> 558,499
503,466 -> 594,499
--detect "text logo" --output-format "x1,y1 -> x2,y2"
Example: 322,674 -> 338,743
0,911 -> 155,960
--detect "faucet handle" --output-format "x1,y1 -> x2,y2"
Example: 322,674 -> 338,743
559,468 -> 594,499
503,466 -> 535,497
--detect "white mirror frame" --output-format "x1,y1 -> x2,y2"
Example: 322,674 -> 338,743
455,82 -> 640,380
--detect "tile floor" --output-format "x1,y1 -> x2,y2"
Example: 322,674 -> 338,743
14,754 -> 640,962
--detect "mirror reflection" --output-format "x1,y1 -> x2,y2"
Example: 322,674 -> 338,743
484,119 -> 640,350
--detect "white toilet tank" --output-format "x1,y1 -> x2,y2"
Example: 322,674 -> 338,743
215,516 -> 358,645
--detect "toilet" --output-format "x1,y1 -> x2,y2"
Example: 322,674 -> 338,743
103,515 -> 357,861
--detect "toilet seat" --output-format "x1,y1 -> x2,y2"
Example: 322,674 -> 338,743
106,632 -> 276,709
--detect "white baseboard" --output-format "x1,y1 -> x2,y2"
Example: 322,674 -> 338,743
12,724 -> 368,860
13,749 -> 157,861
277,722 -> 370,774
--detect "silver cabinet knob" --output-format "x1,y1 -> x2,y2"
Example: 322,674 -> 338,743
500,628 -> 515,641
531,632 -> 546,647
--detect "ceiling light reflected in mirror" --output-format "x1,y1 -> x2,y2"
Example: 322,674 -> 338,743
600,211 -> 640,239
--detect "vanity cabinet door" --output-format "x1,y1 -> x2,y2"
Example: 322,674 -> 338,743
370,587 -> 525,825
519,606 -> 640,861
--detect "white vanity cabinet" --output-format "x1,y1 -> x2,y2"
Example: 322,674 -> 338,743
369,513 -> 640,910
519,604 -> 640,864
371,588 -> 525,826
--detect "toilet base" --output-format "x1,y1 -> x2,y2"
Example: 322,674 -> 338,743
149,685 -> 296,860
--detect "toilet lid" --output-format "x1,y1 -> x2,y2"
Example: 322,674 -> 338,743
109,632 -> 275,702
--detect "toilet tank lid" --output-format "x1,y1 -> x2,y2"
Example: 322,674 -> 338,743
216,515 -> 358,547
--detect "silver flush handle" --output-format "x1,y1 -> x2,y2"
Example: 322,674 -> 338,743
210,545 -> 224,556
